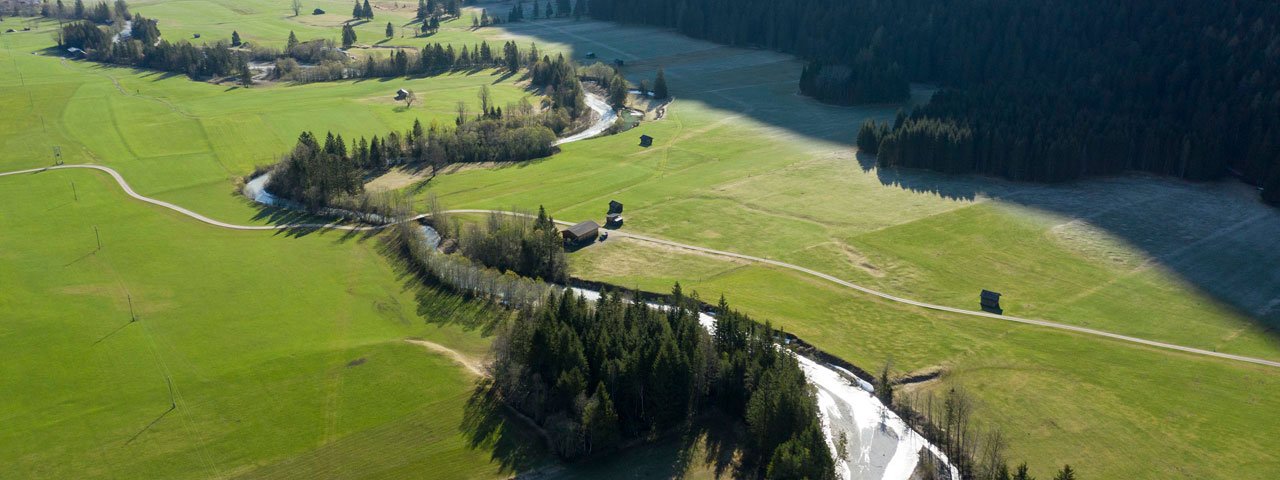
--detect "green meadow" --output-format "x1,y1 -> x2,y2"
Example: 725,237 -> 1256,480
0,168 -> 543,479
2,2 -> 1279,479
421,16 -> 1280,479
1,13 -> 532,223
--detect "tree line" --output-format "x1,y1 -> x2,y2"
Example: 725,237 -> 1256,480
490,286 -> 834,477
457,208 -> 569,283
30,0 -> 129,22
265,113 -> 556,208
585,0 -> 1280,205
506,0 -> 588,22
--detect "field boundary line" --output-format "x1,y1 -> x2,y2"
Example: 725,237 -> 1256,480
4,164 -> 1277,369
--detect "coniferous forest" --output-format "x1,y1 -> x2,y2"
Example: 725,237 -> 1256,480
490,287 -> 835,478
586,0 -> 1280,203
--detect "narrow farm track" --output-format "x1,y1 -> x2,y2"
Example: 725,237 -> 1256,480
4,164 -> 1278,370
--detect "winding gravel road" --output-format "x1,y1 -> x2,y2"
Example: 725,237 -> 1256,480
3,164 -> 1277,370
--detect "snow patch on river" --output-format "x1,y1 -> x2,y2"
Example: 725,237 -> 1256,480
570,288 -> 955,480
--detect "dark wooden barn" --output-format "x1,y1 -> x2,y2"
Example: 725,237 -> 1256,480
562,220 -> 600,244
980,290 -> 1002,314
608,200 -> 624,214
639,134 -> 654,147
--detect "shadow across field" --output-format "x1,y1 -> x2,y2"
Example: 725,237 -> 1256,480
498,17 -> 1280,348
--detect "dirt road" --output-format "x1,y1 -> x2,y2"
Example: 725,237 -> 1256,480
4,164 -> 1277,369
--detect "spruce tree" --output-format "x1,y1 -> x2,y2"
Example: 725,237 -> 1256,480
230,31 -> 241,47
352,0 -> 361,19
286,31 -> 299,51
362,0 -> 373,19
1013,463 -> 1035,480
652,68 -> 669,99
341,23 -> 357,47
1052,465 -> 1076,480
385,22 -> 394,38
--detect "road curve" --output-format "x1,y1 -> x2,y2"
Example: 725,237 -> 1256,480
4,165 -> 1278,369
0,165 -> 426,231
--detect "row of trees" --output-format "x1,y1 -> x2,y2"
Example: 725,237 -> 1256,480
416,0 -> 460,22
34,0 -> 128,23
267,109 -> 558,207
490,286 -> 834,477
457,208 -> 568,283
58,19 -> 253,82
586,0 -> 1280,204
507,0 -> 587,22
350,0 -> 373,20
392,214 -> 560,309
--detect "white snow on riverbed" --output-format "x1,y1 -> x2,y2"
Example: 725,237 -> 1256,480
570,288 -> 955,480
554,93 -> 617,146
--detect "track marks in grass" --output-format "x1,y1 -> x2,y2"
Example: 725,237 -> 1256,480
406,339 -> 487,377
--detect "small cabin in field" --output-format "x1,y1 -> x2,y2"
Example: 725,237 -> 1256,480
395,88 -> 409,100
980,290 -> 1002,314
613,58 -> 625,67
639,134 -> 653,147
585,52 -> 596,59
562,220 -> 600,244
313,8 -> 326,15
608,200 -> 624,214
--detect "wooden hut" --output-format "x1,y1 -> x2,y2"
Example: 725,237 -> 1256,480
639,134 -> 654,147
980,290 -> 1003,314
608,200 -> 624,214
562,220 -> 600,244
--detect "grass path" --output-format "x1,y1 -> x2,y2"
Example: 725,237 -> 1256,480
8,163 -> 1277,370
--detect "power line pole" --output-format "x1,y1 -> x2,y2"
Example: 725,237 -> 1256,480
71,181 -> 78,201
94,226 -> 101,250
128,294 -> 137,322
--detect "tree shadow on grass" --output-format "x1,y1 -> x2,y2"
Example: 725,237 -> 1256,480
502,5 -> 1280,341
244,200 -> 384,242
459,379 -> 549,477
372,233 -> 508,336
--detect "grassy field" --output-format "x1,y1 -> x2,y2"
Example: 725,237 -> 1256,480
0,7 -> 552,479
416,18 -> 1280,361
3,2 -> 1279,479
126,0 -> 488,50
1,12 -> 533,223
405,16 -> 1280,479
0,168 -> 547,479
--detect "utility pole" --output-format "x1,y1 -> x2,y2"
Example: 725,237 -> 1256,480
128,294 -> 137,322
94,226 -> 101,250
71,181 -> 78,201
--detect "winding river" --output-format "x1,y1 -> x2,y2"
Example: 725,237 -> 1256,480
242,91 -> 955,479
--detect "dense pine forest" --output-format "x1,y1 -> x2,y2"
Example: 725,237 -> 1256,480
490,287 -> 834,478
587,0 -> 1280,203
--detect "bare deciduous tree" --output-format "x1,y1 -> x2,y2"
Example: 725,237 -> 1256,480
291,0 -> 303,16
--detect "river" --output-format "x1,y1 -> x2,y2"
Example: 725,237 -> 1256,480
244,91 -> 954,479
